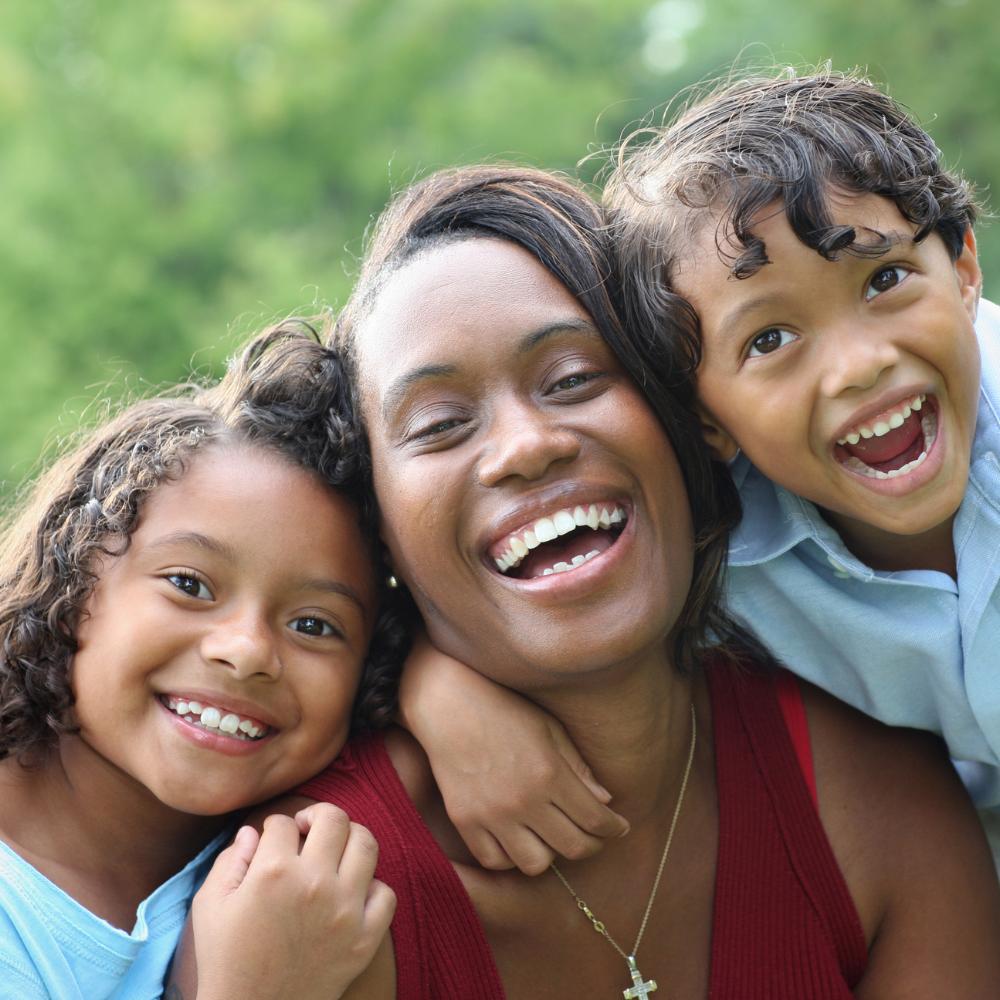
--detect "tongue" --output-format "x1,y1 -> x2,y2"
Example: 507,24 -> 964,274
518,528 -> 616,579
841,410 -> 923,468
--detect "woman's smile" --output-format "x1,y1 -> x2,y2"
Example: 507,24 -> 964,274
357,236 -> 694,685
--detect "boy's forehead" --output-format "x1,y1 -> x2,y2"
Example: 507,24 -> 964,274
675,190 -> 919,284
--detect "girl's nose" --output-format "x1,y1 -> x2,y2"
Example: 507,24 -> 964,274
200,609 -> 281,681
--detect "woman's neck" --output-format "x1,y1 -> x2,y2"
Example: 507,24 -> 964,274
0,737 -> 227,927
526,649 -> 699,827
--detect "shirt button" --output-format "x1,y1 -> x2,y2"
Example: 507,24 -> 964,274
826,555 -> 852,578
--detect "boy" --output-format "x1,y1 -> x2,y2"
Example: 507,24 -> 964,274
604,68 -> 1000,812
396,69 -> 1000,871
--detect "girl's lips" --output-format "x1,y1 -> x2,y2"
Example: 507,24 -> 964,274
156,697 -> 277,756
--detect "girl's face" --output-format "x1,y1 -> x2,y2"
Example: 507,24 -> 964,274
69,444 -> 376,816
355,238 -> 694,690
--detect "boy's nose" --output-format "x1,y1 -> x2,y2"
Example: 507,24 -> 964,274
200,611 -> 281,681
819,329 -> 901,398
476,403 -> 580,487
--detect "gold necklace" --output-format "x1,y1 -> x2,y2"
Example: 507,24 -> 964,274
549,702 -> 696,1000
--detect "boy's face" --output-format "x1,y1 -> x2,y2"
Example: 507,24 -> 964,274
675,191 -> 981,562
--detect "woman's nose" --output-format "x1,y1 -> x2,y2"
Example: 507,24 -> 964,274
476,405 -> 581,487
200,609 -> 282,681
819,326 -> 901,398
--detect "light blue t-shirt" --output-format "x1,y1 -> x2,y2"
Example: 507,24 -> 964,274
0,831 -> 227,1000
726,297 -> 1000,805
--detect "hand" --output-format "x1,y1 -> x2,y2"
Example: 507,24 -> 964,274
189,804 -> 396,1000
399,633 -> 629,875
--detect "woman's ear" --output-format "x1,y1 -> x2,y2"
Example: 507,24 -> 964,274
696,403 -> 740,462
956,227 -> 982,320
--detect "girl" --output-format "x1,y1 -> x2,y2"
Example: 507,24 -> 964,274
0,324 -> 400,999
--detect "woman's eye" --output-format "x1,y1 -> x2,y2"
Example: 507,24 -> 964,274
747,328 -> 797,358
865,265 -> 911,300
552,371 -> 595,392
167,573 -> 212,600
290,616 -> 338,638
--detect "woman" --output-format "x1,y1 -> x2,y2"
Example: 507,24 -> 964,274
175,166 -> 1000,998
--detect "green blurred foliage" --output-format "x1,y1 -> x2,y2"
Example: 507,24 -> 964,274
1,0 -> 996,492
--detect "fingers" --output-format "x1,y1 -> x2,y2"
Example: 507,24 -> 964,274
551,776 -> 630,840
550,724 -> 613,805
199,825 -> 260,898
363,879 -> 397,937
459,827 -> 517,872
294,802 -> 353,870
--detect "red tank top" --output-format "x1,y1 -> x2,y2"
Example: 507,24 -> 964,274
298,664 -> 867,997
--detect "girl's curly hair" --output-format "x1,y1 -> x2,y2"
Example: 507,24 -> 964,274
0,320 -> 407,763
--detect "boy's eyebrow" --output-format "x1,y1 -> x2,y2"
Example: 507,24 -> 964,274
713,231 -> 919,338
381,318 -> 599,420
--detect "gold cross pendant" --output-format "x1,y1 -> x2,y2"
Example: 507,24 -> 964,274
622,955 -> 657,999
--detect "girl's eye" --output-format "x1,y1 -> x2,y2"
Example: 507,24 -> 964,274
290,616 -> 339,638
167,573 -> 212,600
865,265 -> 911,300
747,328 -> 797,358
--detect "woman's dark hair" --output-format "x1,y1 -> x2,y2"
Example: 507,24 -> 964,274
334,163 -> 769,674
605,67 -> 980,373
0,321 -> 406,763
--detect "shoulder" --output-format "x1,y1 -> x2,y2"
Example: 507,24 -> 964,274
799,681 -> 999,937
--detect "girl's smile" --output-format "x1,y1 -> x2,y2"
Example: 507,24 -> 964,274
68,444 -> 376,816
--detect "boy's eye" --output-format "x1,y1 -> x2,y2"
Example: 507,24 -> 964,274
747,328 -> 797,358
290,616 -> 338,638
865,265 -> 911,300
167,573 -> 212,600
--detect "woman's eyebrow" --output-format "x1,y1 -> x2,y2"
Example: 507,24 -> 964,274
382,362 -> 458,421
518,318 -> 600,352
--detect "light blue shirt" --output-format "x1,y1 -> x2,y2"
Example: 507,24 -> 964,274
726,297 -> 1000,804
0,831 -> 227,1000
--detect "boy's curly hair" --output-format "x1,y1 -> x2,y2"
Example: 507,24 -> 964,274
0,320 -> 407,763
605,66 -> 981,372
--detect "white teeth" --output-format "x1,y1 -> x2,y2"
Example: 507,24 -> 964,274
219,713 -> 240,735
840,407 -> 938,480
553,510 -> 576,535
493,504 -> 627,575
164,696 -> 267,740
535,517 -> 557,543
837,394 -> 927,446
200,707 -> 221,729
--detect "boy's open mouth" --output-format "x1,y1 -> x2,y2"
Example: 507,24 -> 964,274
490,502 -> 628,579
833,393 -> 938,480
161,695 -> 270,741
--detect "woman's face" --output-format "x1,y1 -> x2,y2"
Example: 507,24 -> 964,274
355,237 -> 693,688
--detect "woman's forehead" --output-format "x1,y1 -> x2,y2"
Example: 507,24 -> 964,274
355,238 -> 591,387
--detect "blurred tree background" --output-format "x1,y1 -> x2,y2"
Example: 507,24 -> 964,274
1,0 -> 996,492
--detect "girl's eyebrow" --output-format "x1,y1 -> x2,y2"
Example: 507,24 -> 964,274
145,531 -> 236,560
381,318 -> 600,420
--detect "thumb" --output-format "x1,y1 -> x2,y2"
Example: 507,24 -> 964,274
199,825 -> 260,900
549,724 -> 612,804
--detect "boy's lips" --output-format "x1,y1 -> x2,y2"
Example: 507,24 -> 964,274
158,692 -> 275,741
832,395 -> 942,490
